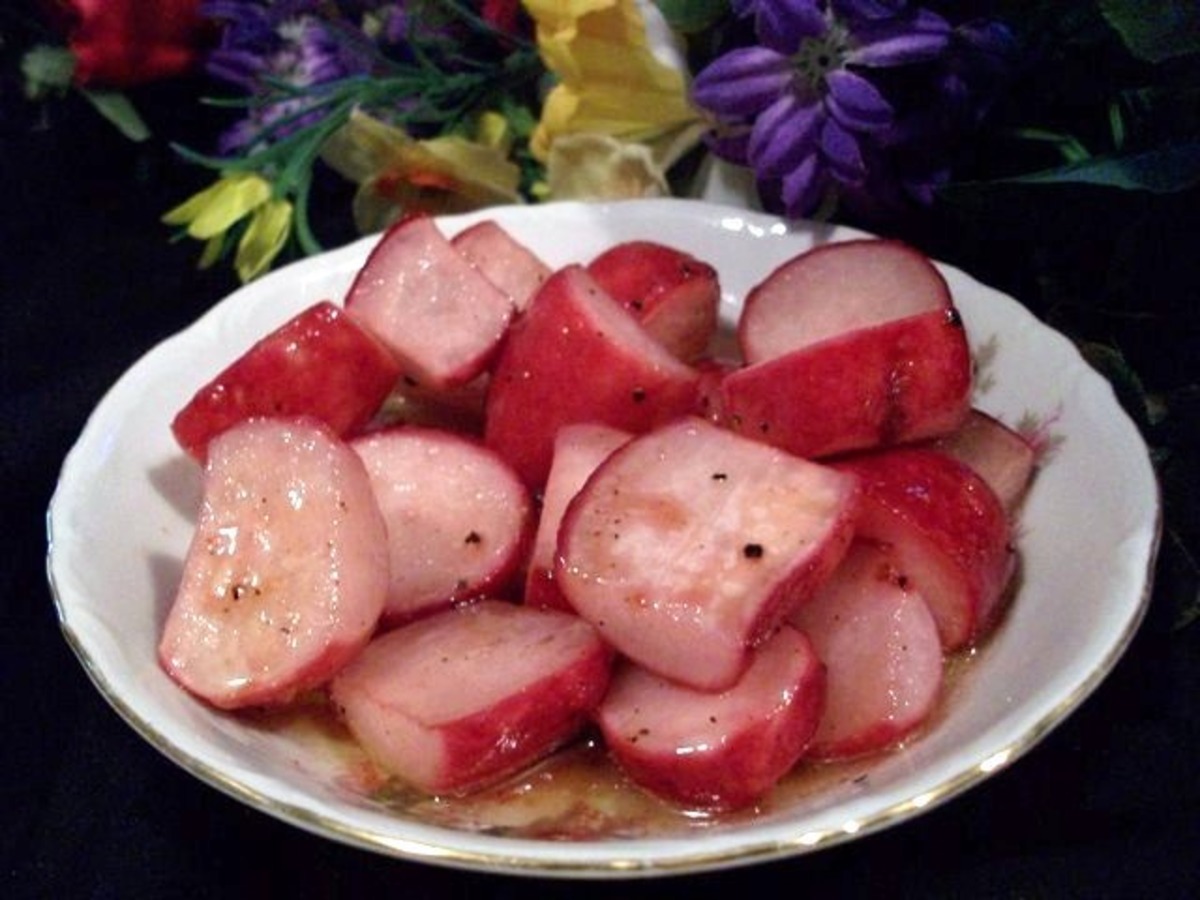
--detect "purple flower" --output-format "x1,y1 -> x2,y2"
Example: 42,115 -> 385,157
692,0 -> 965,218
202,1 -> 385,153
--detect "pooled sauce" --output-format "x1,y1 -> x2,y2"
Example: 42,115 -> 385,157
241,643 -> 987,840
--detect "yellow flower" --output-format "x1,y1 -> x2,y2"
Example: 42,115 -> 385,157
523,0 -> 706,171
543,133 -> 670,200
321,110 -> 523,234
163,172 -> 293,282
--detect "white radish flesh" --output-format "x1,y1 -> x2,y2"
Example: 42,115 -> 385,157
557,417 -> 859,691
330,600 -> 612,794
790,541 -> 943,760
352,427 -> 533,626
159,418 -> 388,709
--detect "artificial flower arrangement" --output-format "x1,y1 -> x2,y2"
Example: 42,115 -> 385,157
18,1 -> 1197,278
14,0 -> 1200,625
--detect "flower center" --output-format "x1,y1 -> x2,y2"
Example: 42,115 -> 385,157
792,25 -> 851,92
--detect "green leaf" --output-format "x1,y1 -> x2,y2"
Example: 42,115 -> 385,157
21,45 -> 76,99
653,0 -> 730,34
79,89 -> 151,142
1098,0 -> 1200,63
973,140 -> 1200,193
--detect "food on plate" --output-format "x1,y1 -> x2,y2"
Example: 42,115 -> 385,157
450,219 -> 551,312
789,540 -> 943,759
330,600 -> 612,794
483,264 -> 701,488
524,422 -> 632,612
345,214 -> 514,390
835,448 -> 1015,651
170,300 -> 401,462
351,427 -> 533,626
737,238 -> 954,363
586,240 -> 721,362
159,216 -> 1033,811
921,408 -> 1039,513
556,416 -> 859,691
159,417 -> 388,709
596,625 -> 825,810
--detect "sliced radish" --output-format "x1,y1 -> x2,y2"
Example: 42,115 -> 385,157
738,239 -> 953,364
524,423 -> 631,612
171,301 -> 401,462
451,219 -> 551,312
344,215 -> 513,390
789,541 -> 943,760
484,264 -> 700,488
921,408 -> 1038,513
159,418 -> 388,709
835,447 -> 1015,651
352,427 -> 533,626
586,240 -> 720,362
596,626 -> 825,810
330,600 -> 612,795
719,307 -> 972,459
557,417 -> 859,691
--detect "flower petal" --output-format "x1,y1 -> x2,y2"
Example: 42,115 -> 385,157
235,198 -> 292,282
779,152 -> 827,217
169,172 -> 272,240
748,94 -> 824,179
820,117 -> 866,183
692,47 -> 791,117
705,127 -> 753,165
825,69 -> 893,132
544,133 -> 670,200
847,9 -> 952,67
757,0 -> 827,54
526,0 -> 704,164
832,0 -> 908,21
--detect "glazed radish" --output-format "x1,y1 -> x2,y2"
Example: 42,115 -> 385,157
789,541 -> 943,760
557,417 -> 859,691
835,448 -> 1015,651
451,220 -> 551,312
352,427 -> 533,626
586,240 -> 721,362
922,409 -> 1038,512
484,265 -> 701,488
596,625 -> 825,810
171,301 -> 401,462
159,418 -> 388,710
329,600 -> 612,794
737,239 -> 953,363
720,305 -> 971,459
524,423 -> 631,612
344,215 -> 514,390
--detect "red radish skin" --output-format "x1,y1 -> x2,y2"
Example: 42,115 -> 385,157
524,423 -> 631,612
330,600 -> 613,795
352,428 -> 533,626
451,220 -> 551,312
921,409 -> 1038,513
557,417 -> 859,691
344,215 -> 514,390
596,626 -> 826,810
171,301 -> 401,462
586,240 -> 721,362
738,239 -> 953,364
159,418 -> 388,710
835,448 -> 1014,651
719,307 -> 972,459
789,541 -> 943,760
484,265 -> 701,488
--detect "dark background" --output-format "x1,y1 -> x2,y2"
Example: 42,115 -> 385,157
4,78 -> 1199,897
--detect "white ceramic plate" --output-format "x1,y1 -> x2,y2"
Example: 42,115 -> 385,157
47,199 -> 1159,877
